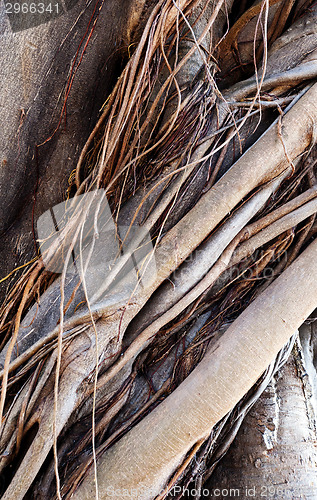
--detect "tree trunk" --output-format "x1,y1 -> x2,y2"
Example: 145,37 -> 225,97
205,339 -> 317,499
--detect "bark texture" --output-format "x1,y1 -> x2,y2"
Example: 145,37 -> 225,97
1,1 -> 317,499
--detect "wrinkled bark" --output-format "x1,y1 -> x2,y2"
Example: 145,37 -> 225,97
0,0 -> 150,300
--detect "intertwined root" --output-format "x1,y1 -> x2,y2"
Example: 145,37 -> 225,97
1,1 -> 317,498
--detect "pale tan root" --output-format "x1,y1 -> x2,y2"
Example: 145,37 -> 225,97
74,237 -> 317,500
232,196 -> 317,266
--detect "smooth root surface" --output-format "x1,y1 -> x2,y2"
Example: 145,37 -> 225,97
74,237 -> 317,500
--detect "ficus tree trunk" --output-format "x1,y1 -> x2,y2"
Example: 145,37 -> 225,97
0,1 -> 317,499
